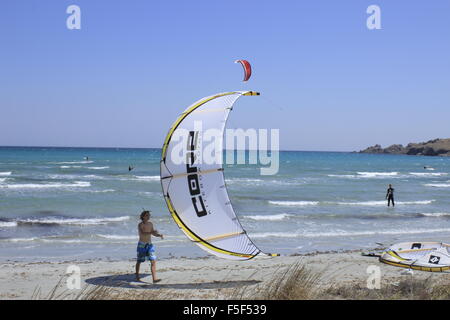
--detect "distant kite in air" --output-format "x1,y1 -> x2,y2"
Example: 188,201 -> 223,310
235,59 -> 252,82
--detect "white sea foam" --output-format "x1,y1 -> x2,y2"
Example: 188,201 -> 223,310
60,165 -> 82,169
337,200 -> 434,206
0,221 -> 17,227
337,200 -> 387,206
134,176 -> 160,181
2,236 -> 117,244
0,181 -> 91,189
396,200 -> 434,205
51,161 -> 94,164
357,172 -> 399,178
410,172 -> 447,177
40,239 -> 87,244
0,178 -> 8,183
268,201 -> 319,206
419,212 -> 450,217
250,227 -> 450,239
17,216 -> 129,226
0,172 -> 12,176
250,232 -> 302,239
328,172 -> 400,179
48,174 -> 105,180
266,199 -> 433,207
95,234 -> 186,243
2,237 -> 38,242
227,178 -> 306,186
226,178 -> 264,184
244,213 -> 292,221
424,183 -> 450,188
327,174 -> 356,178
96,234 -> 137,240
86,189 -> 116,193
138,191 -> 160,197
87,166 -> 109,170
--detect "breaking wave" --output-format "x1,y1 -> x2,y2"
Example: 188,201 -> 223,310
13,216 -> 130,226
243,213 -> 293,221
268,201 -> 319,206
0,181 -> 91,190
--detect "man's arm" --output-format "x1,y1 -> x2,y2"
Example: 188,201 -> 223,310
152,229 -> 164,239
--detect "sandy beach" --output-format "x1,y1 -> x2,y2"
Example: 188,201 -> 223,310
1,249 -> 449,300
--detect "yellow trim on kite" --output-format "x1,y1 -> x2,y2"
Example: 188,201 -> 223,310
165,195 -> 254,258
386,250 -> 407,261
202,231 -> 246,242
162,92 -> 242,160
379,258 -> 450,272
396,248 -> 439,254
242,91 -> 260,96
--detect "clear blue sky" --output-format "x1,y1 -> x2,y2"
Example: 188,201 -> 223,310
1,0 -> 449,151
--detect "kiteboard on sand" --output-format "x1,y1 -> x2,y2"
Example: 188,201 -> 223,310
379,242 -> 450,272
160,91 -> 279,260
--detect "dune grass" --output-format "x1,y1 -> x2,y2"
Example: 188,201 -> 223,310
230,261 -> 323,300
32,261 -> 450,300
322,276 -> 450,300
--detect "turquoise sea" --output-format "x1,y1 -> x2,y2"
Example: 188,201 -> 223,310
1,146 -> 450,262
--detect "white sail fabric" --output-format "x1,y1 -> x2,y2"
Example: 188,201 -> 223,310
379,242 -> 450,272
160,91 -> 277,260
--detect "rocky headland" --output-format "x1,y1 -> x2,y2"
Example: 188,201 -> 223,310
359,138 -> 450,156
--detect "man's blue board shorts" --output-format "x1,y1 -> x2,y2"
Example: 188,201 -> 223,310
137,242 -> 156,262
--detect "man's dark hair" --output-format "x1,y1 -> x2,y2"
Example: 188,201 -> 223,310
140,210 -> 150,221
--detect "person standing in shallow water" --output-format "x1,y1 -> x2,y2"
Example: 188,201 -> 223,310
386,184 -> 395,207
135,210 -> 164,283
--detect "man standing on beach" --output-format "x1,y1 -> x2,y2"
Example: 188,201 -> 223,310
136,210 -> 164,283
386,184 -> 395,207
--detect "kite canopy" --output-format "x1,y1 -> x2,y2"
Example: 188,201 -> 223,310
379,242 -> 450,272
235,60 -> 252,82
160,91 -> 278,260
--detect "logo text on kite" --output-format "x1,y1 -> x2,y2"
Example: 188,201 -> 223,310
187,131 -> 207,217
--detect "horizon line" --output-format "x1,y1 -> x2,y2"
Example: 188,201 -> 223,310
0,145 -> 356,153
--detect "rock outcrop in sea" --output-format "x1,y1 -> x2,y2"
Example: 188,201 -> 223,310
359,138 -> 450,156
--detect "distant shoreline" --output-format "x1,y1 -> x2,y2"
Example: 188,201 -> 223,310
359,138 -> 450,157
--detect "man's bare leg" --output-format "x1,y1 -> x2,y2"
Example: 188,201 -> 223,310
135,262 -> 141,281
151,260 -> 161,283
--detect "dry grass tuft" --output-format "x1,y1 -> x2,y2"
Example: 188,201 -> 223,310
31,261 -> 450,300
322,276 -> 450,300
231,261 -> 322,300
80,285 -> 173,300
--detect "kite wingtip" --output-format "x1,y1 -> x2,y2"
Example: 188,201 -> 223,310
266,253 -> 280,257
242,91 -> 260,96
